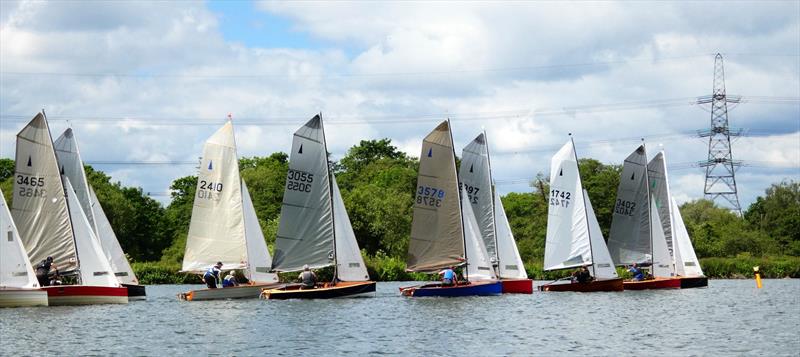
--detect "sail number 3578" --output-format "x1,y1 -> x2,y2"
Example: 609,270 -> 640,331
286,169 -> 314,193
549,189 -> 571,208
416,185 -> 445,207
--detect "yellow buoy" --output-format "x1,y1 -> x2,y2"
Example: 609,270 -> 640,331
753,266 -> 763,289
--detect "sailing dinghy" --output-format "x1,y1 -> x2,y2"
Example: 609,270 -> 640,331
616,150 -> 707,290
179,120 -> 281,301
399,121 -> 502,297
0,189 -> 48,307
54,128 -> 146,299
538,138 -> 623,292
459,132 -> 532,293
261,115 -> 376,299
12,113 -> 128,305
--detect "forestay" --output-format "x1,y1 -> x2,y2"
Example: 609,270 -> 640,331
494,189 -> 527,279
647,152 -> 674,257
272,115 -> 334,272
65,178 -> 119,287
459,133 -> 496,259
183,121 -> 248,273
543,140 -> 591,271
12,113 -> 77,274
89,187 -> 138,284
461,186 -> 496,281
584,191 -> 619,279
672,198 -> 704,277
607,145 -> 651,266
241,181 -> 278,283
331,174 -> 369,281
649,198 -> 674,278
407,121 -> 465,272
0,189 -> 39,288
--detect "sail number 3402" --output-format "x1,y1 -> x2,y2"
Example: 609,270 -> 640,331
549,189 -> 571,208
416,185 -> 445,207
614,199 -> 636,216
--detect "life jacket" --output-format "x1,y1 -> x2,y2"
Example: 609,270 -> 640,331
222,275 -> 237,287
204,266 -> 220,279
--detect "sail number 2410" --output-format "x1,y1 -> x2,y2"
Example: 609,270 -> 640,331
549,189 -> 571,208
416,185 -> 445,207
197,180 -> 224,200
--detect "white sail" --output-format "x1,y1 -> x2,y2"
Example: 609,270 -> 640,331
65,178 -> 119,287
183,121 -> 248,273
462,186 -> 496,281
543,140 -> 592,271
331,174 -> 370,281
607,145 -> 651,266
672,197 -> 704,277
459,133 -> 496,259
584,190 -> 619,279
241,181 -> 279,284
0,189 -> 39,288
650,198 -> 674,278
88,187 -> 138,284
54,129 -> 96,233
494,189 -> 527,279
647,152 -> 675,258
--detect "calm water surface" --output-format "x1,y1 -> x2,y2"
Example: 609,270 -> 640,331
1,280 -> 798,356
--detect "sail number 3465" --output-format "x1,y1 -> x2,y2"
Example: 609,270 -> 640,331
15,175 -> 47,198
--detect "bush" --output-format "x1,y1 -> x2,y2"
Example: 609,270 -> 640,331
131,261 -> 198,284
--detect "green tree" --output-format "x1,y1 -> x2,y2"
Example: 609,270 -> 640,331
744,180 -> 800,255
578,158 -> 621,238
159,175 -> 197,263
0,158 -> 14,181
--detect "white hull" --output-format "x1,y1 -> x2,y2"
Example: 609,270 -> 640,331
0,288 -> 49,308
180,283 -> 282,301
48,295 -> 128,306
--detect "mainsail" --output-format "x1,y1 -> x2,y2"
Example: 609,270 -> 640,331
272,115 -> 334,272
12,113 -> 77,274
459,133 -> 496,258
407,121 -> 465,272
461,186 -> 496,281
607,145 -> 651,266
672,197 -> 704,277
0,189 -> 39,288
647,152 -> 674,258
89,187 -> 137,284
331,174 -> 369,281
649,198 -> 674,278
494,189 -> 528,279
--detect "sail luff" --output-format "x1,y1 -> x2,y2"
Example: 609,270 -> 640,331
319,114 -> 339,282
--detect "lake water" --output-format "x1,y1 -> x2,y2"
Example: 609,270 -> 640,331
1,280 -> 798,356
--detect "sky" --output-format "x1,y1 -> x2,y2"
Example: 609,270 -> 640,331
1,0 -> 798,211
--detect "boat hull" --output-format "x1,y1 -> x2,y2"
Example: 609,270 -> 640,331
262,281 -> 376,300
679,276 -> 708,289
179,283 -> 283,301
501,278 -> 533,294
0,288 -> 49,308
123,283 -> 147,300
400,280 -> 503,297
623,277 -> 682,290
538,278 -> 624,292
44,285 -> 129,305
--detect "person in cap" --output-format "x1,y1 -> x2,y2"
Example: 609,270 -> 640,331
222,270 -> 239,288
203,262 -> 223,289
34,256 -> 57,287
298,264 -> 317,289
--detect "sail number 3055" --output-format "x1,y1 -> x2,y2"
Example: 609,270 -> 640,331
416,185 -> 445,207
549,189 -> 571,208
286,169 -> 314,193
16,175 -> 47,198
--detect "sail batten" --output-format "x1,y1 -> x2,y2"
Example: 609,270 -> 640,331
407,121 -> 465,272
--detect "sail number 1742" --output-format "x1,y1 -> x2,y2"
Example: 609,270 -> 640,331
549,189 -> 571,208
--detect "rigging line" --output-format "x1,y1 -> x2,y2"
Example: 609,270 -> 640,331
0,54 -> 711,79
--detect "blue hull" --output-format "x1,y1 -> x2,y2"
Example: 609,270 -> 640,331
401,280 -> 502,297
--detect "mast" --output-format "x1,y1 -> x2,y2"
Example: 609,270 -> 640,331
660,149 -> 677,272
320,113 -> 338,283
570,134 -> 596,278
45,109 -> 83,284
642,139 -> 654,274
227,115 -> 254,282
450,119 -> 468,282
483,130 -> 501,270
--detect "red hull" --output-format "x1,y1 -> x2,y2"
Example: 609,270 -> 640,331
501,278 -> 533,294
623,277 -> 682,290
44,285 -> 128,305
538,278 -> 624,292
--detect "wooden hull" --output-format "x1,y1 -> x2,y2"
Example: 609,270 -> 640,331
261,281 -> 376,300
501,278 -> 533,294
179,283 -> 283,301
538,278 -> 624,292
400,280 -> 503,297
123,284 -> 147,300
679,276 -> 708,289
44,285 -> 129,305
623,277 -> 682,290
0,288 -> 49,308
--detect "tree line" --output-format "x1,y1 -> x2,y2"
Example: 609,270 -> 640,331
1,139 -> 797,275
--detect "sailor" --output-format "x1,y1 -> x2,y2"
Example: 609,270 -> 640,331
203,262 -> 223,289
438,266 -> 457,286
572,265 -> 594,284
298,264 -> 317,289
628,263 -> 644,281
222,270 -> 239,288
34,256 -> 57,287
